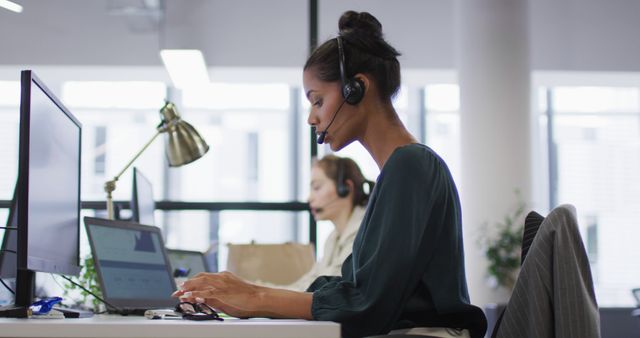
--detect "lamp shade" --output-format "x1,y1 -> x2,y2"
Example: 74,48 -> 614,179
159,101 -> 209,167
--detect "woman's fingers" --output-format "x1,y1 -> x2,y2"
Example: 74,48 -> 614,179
191,272 -> 210,279
180,274 -> 210,290
171,289 -> 185,297
180,272 -> 229,290
173,279 -> 215,295
179,289 -> 214,300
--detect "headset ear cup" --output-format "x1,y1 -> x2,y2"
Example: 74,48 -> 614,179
336,158 -> 350,198
337,184 -> 350,198
345,78 -> 365,105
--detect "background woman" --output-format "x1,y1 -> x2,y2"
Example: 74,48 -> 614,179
265,155 -> 371,291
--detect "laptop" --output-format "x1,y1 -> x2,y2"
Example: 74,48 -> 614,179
167,249 -> 210,278
83,217 -> 177,314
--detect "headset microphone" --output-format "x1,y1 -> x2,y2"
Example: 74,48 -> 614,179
314,196 -> 341,213
316,36 -> 365,145
317,97 -> 348,144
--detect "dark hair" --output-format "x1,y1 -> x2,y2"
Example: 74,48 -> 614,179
314,154 -> 373,207
304,11 -> 401,101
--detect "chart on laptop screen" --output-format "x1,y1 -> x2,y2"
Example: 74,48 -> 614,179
90,225 -> 175,299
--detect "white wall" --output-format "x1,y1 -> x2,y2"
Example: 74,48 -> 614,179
2,0 -> 640,71
530,0 -> 640,71
0,0 -> 307,67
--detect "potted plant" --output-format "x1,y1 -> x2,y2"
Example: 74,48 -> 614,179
479,192 -> 526,290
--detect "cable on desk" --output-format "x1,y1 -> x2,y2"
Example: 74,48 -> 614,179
59,275 -> 126,315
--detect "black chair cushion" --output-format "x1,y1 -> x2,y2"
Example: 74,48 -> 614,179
521,211 -> 544,265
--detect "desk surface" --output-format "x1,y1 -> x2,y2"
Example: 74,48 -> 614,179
0,315 -> 340,338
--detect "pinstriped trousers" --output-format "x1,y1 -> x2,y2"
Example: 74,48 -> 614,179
496,204 -> 601,338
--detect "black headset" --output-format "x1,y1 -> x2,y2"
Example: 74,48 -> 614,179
337,36 -> 365,105
336,158 -> 350,198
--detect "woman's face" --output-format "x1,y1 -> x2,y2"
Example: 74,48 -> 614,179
303,69 -> 359,151
308,165 -> 350,221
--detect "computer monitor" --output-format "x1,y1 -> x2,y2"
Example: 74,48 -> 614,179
131,167 -> 155,226
167,249 -> 210,278
12,70 -> 82,311
0,185 -> 18,279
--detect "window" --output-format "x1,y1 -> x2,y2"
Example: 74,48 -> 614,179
0,81 -> 20,200
546,85 -> 640,306
94,126 -> 107,175
61,80 -> 169,259
172,83 -> 297,269
179,83 -> 292,202
424,84 -> 461,184
62,81 -> 168,203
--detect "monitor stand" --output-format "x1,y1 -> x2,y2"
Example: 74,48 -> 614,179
0,270 -> 31,318
0,270 -> 93,318
0,305 -> 30,318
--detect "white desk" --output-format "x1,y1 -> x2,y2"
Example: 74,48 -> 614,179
0,315 -> 340,338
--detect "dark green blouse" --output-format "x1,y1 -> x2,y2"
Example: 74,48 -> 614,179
308,144 -> 486,338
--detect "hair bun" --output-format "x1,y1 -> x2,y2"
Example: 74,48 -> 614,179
338,11 -> 383,39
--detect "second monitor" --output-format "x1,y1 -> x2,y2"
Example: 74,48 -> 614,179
166,249 -> 210,278
131,167 -> 156,226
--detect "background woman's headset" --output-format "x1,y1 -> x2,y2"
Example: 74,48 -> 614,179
336,158 -> 350,198
337,36 -> 365,105
336,157 -> 375,203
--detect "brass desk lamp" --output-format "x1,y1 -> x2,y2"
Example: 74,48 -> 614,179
104,101 -> 209,219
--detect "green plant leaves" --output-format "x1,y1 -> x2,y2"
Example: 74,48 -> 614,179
479,191 -> 526,290
63,255 -> 102,310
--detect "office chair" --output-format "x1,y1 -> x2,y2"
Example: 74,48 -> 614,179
488,210 -> 544,337
492,204 -> 601,338
363,303 -> 486,338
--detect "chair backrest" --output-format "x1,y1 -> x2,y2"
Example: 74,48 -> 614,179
490,210 -> 545,338
520,211 -> 545,265
492,205 -> 600,338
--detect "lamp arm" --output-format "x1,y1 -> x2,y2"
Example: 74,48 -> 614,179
104,129 -> 164,219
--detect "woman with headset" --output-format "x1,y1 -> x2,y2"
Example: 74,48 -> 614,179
174,10 -> 486,338
262,155 -> 371,291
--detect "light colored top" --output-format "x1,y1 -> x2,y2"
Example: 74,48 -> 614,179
285,206 -> 365,291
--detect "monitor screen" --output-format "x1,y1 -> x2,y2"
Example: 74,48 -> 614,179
131,167 -> 155,226
14,70 -> 81,307
167,249 -> 209,278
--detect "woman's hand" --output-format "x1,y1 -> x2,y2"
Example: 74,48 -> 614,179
172,271 -> 265,318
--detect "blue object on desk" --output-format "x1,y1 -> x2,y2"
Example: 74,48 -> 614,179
30,297 -> 63,315
173,268 -> 191,278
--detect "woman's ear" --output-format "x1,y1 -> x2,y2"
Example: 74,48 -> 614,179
345,179 -> 355,197
354,74 -> 370,95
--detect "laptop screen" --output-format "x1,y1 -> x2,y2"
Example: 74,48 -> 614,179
167,249 -> 209,278
84,217 -> 176,308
